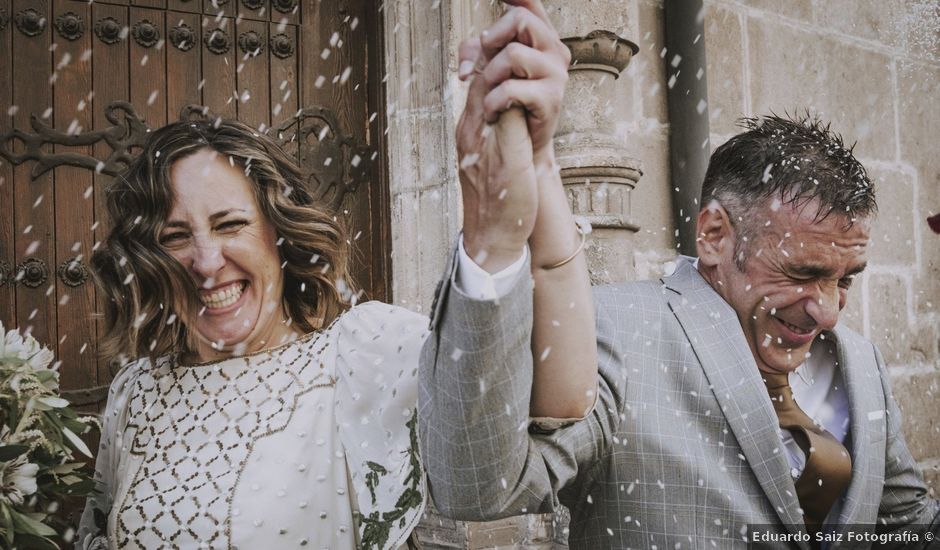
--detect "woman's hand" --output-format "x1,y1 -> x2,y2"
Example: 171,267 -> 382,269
456,0 -> 571,273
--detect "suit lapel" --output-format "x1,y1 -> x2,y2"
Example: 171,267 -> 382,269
662,258 -> 807,535
830,326 -> 881,532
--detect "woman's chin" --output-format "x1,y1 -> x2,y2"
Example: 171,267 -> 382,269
192,319 -> 255,353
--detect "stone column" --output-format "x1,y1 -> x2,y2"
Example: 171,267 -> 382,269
545,2 -> 642,283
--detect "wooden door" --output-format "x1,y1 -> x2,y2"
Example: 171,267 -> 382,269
0,0 -> 389,405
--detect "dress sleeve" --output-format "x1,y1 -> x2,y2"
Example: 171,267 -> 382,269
331,301 -> 429,550
76,362 -> 142,550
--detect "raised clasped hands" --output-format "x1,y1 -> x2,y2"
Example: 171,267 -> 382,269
457,0 -> 572,273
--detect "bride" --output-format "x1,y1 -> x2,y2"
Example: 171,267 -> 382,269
77,1 -> 591,547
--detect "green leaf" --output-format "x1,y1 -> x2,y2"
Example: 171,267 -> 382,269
15,533 -> 60,550
0,445 -> 29,461
8,509 -> 56,537
60,475 -> 82,485
61,427 -> 93,458
33,371 -> 57,385
0,503 -> 14,546
49,462 -> 84,475
36,396 -> 69,409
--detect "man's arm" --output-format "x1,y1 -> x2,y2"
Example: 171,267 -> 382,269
874,344 -> 940,545
454,0 -> 598,422
419,272 -> 623,520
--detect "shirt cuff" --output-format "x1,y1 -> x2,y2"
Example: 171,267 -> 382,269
455,235 -> 528,300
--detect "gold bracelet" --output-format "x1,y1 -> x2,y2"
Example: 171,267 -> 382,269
545,218 -> 591,270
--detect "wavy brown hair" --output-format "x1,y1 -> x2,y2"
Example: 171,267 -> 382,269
92,118 -> 352,364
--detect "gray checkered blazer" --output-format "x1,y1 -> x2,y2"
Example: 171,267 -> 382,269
418,252 -> 940,549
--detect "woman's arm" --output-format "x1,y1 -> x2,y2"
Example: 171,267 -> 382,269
528,161 -> 598,420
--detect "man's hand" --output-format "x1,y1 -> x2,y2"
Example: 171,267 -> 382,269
457,0 -> 571,273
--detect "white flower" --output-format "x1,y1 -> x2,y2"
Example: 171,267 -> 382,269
0,456 -> 39,506
1,322 -> 53,370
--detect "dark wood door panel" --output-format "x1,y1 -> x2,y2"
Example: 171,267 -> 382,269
0,0 -> 388,399
10,0 -> 57,350
52,0 -> 98,391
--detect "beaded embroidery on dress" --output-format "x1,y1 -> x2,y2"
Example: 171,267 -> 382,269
77,301 -> 428,550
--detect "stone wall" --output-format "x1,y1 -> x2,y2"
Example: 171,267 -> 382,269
385,0 -> 940,547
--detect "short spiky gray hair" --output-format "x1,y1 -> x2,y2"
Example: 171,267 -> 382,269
700,113 -> 877,268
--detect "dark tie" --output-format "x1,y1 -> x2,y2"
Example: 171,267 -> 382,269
763,371 -> 852,537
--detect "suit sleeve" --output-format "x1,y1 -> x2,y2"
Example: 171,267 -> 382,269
873,344 -> 940,546
417,250 -> 625,521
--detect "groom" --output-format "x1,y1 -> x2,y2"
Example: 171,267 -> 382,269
419,1 -> 940,548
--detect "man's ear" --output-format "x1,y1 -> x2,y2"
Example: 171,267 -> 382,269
695,201 -> 734,267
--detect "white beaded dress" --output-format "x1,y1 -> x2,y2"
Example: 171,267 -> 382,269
77,301 -> 428,550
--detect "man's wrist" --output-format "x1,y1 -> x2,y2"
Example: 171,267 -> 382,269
463,231 -> 528,274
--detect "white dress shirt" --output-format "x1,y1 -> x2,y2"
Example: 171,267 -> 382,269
783,335 -> 851,477
455,235 -> 528,300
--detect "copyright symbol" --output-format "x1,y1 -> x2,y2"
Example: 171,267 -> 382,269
926,532 -> 934,542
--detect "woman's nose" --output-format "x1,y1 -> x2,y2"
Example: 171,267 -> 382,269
190,240 -> 225,279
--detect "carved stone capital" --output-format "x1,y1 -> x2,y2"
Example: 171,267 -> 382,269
563,30 -> 637,78
556,132 -> 642,231
556,29 -> 641,236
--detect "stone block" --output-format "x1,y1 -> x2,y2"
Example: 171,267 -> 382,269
889,370 -> 940,461
633,0 -> 668,123
704,2 -> 747,136
744,0 -> 814,23
747,19 -> 896,162
383,0 -> 446,112
390,186 -> 456,311
838,273 -> 865,336
391,191 -> 423,308
813,0 -> 898,45
816,0 -> 940,64
867,273 -> 917,363
898,61 -> 940,316
867,166 -> 916,266
466,514 -> 556,549
626,128 -> 676,254
387,109 -> 452,194
544,0 -> 632,39
415,509 -> 469,549
588,229 -> 639,284
869,273 -> 934,362
910,319 -> 940,364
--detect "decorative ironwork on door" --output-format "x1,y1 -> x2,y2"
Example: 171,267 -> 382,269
0,101 -> 372,211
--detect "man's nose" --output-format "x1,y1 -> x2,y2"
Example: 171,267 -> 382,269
806,283 -> 840,331
190,240 -> 225,279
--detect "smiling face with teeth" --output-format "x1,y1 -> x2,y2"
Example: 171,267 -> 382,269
697,197 -> 871,375
160,148 -> 298,361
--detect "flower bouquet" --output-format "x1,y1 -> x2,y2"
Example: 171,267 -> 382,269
0,323 -> 98,550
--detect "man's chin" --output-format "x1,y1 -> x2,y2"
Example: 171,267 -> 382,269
762,348 -> 811,373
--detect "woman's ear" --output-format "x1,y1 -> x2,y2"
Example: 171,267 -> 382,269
695,200 -> 734,267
